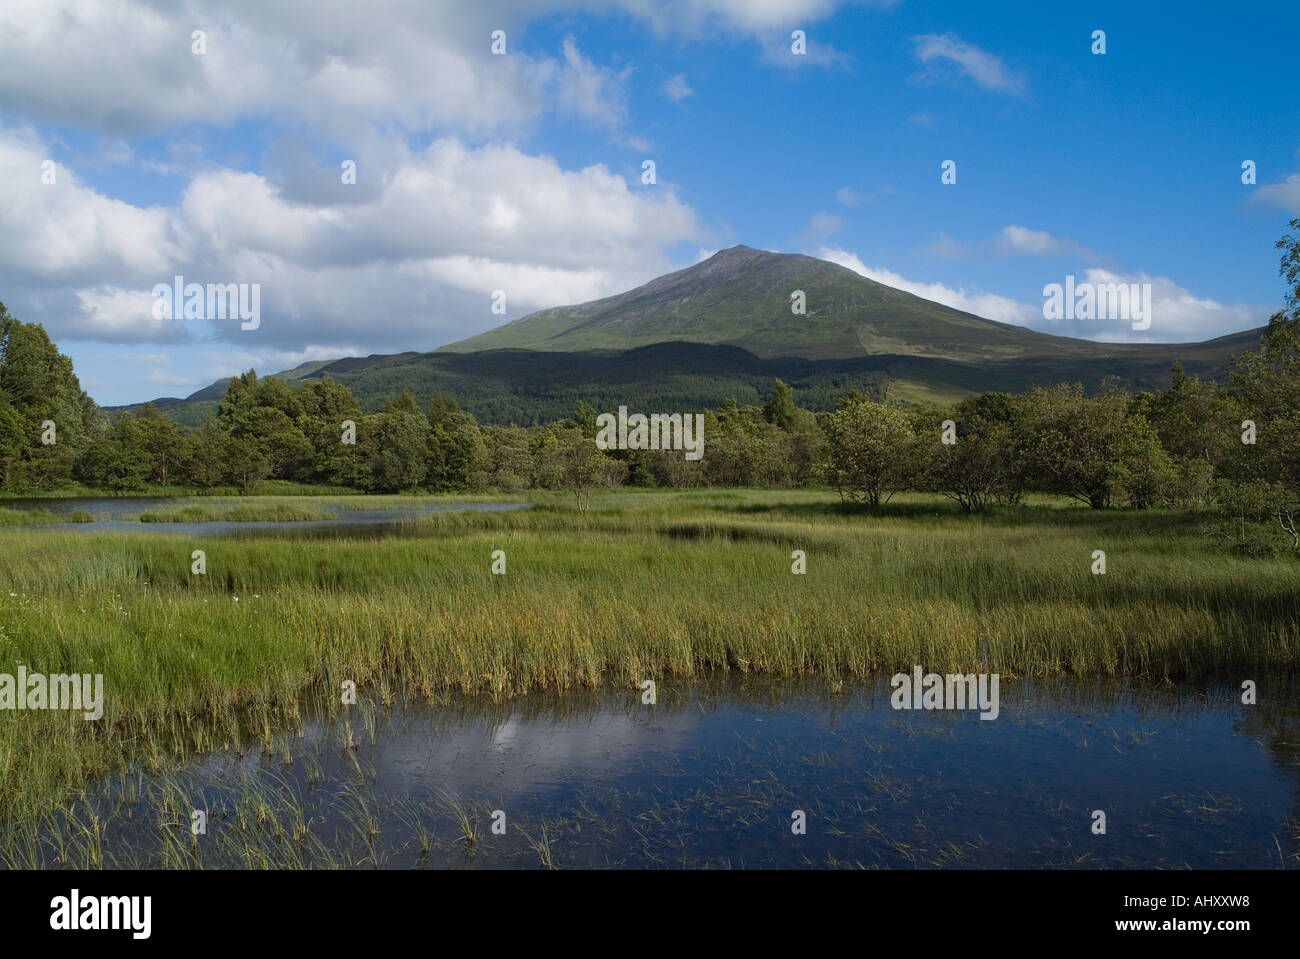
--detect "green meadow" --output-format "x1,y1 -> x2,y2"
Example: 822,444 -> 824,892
0,488 -> 1297,837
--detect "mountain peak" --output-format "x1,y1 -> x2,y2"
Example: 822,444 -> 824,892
684,244 -> 772,281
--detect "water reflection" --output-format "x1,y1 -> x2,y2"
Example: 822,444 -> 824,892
12,673 -> 1298,869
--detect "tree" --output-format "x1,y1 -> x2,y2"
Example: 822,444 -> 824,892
133,403 -> 185,487
1230,218 -> 1300,420
918,403 -> 1015,514
566,401 -> 598,439
781,408 -> 828,487
763,379 -> 797,431
229,406 -> 312,480
1107,414 -> 1176,509
1013,384 -> 1132,509
1226,219 -> 1300,532
428,392 -> 460,429
0,306 -> 98,489
79,411 -> 151,490
1133,364 -> 1239,507
217,370 -> 259,426
553,426 -> 626,513
370,407 -> 429,492
297,379 -> 362,484
483,425 -> 536,491
428,407 -> 486,490
0,395 -> 24,488
1230,314 -> 1300,422
253,376 -> 303,420
186,418 -> 229,488
826,397 -> 916,506
224,434 -> 270,494
1277,216 -> 1300,313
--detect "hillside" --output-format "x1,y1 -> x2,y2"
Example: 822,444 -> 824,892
441,245 -> 1078,361
115,246 -> 1264,425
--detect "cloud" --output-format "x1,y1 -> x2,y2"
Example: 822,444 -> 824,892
198,345 -> 359,383
662,73 -> 694,102
835,184 -> 892,206
0,1 -> 874,142
0,1 -> 638,141
0,127 -> 705,350
995,225 -> 1094,259
925,232 -> 971,260
759,35 -> 853,69
546,35 -> 632,130
1071,268 -> 1266,342
928,225 -> 1095,260
817,246 -> 1038,325
800,212 -> 843,242
142,369 -> 198,387
816,246 -> 1269,341
69,287 -> 189,343
623,0 -> 870,37
1252,172 -> 1300,214
910,33 -> 1027,98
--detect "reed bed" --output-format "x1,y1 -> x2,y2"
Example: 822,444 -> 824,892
138,502 -> 336,523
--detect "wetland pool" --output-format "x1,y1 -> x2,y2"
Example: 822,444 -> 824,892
11,673 -> 1298,869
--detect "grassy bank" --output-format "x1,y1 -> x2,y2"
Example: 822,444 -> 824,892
0,506 -> 92,526
0,488 -> 1297,834
138,502 -> 336,523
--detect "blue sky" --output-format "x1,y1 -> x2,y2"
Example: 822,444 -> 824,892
1,0 -> 1297,405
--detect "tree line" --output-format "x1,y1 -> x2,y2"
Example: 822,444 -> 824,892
0,219 -> 1296,546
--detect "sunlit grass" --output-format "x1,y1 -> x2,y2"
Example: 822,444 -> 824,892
0,506 -> 82,526
138,502 -> 335,523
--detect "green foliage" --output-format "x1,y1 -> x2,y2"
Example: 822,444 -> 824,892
917,406 -> 1017,514
369,407 -> 430,492
763,378 -> 797,431
827,397 -> 916,507
1276,216 -> 1300,312
0,305 -> 97,489
1013,384 -> 1133,509
551,425 -> 627,513
1231,313 -> 1300,421
428,409 -> 486,491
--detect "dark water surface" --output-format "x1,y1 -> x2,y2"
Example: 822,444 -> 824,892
24,673 -> 1299,869
0,497 -> 528,535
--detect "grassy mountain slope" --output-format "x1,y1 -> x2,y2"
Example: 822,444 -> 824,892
442,245 -> 1080,361
113,246 -> 1264,426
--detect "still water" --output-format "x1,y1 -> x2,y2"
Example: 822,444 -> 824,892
0,497 -> 528,536
16,673 -> 1298,869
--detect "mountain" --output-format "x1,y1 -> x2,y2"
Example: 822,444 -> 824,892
441,245 -> 1251,365
115,246 -> 1264,425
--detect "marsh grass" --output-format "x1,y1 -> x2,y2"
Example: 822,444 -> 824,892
138,502 -> 336,523
0,507 -> 81,526
0,488 -> 1297,845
